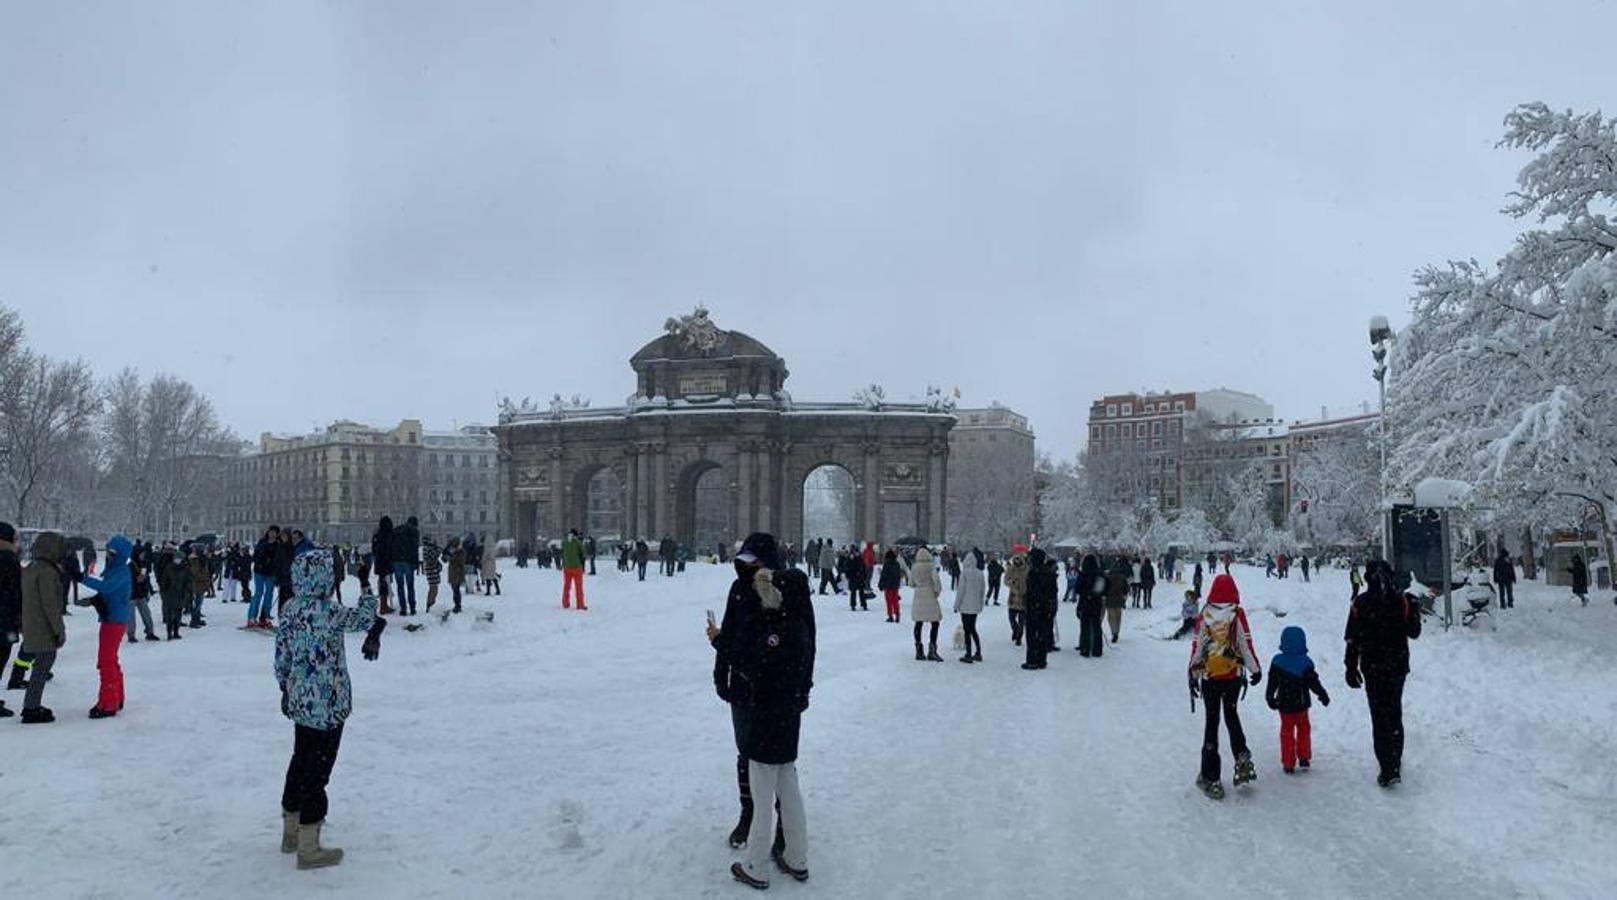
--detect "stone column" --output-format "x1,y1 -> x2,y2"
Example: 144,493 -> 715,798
499,446 -> 517,543
927,439 -> 947,542
625,445 -> 640,539
862,441 -> 881,543
737,441 -> 754,536
654,442 -> 671,539
549,446 -> 565,533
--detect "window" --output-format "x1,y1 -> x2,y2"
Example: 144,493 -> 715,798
1104,424 -> 1117,438
1143,403 -> 1155,414
430,490 -> 438,502
1174,401 -> 1186,412
1121,423 -> 1132,438
479,511 -> 488,523
1121,402 -> 1133,416
1151,421 -> 1162,436
1106,404 -> 1117,418
1090,426 -> 1101,440
446,511 -> 454,523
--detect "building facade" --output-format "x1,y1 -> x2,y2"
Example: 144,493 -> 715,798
945,404 -> 1036,550
223,419 -> 498,545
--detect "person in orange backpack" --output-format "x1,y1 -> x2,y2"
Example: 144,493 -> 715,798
1187,573 -> 1262,799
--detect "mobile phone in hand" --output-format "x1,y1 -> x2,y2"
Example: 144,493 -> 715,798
705,609 -> 717,628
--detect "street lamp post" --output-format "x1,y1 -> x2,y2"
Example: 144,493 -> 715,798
1370,315 -> 1393,560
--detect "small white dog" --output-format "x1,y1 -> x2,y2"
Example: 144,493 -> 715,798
951,624 -> 966,651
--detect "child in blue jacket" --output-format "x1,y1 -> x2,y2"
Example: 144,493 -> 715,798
1265,625 -> 1330,773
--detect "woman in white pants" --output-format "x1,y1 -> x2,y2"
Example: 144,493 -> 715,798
708,533 -> 817,890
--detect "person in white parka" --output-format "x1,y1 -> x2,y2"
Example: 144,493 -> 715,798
910,548 -> 945,662
954,548 -> 987,663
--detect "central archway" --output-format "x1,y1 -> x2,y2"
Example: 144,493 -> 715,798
802,463 -> 857,546
676,460 -> 730,553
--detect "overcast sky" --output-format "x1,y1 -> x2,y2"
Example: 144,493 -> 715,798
3,1 -> 1612,457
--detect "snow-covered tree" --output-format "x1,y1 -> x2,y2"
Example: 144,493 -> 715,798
1388,103 -> 1616,563
1291,432 -> 1379,547
0,353 -> 99,526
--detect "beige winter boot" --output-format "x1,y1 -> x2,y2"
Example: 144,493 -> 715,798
281,811 -> 299,853
296,821 -> 344,870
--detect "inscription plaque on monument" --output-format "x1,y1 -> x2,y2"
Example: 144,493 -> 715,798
678,372 -> 727,396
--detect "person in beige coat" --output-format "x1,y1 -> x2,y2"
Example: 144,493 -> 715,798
480,541 -> 501,596
909,548 -> 944,661
1005,550 -> 1029,647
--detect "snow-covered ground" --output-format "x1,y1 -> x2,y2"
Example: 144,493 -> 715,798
5,563 -> 1615,899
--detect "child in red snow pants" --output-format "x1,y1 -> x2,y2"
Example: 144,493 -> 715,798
1279,710 -> 1311,769
96,622 -> 125,713
883,587 -> 901,620
561,567 -> 587,610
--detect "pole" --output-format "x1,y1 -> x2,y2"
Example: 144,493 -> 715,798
1440,509 -> 1454,629
1378,372 -> 1389,561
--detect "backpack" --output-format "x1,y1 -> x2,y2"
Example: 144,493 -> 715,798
1197,603 -> 1247,680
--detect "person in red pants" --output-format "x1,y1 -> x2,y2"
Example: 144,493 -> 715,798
877,549 -> 904,622
1265,625 -> 1330,774
74,534 -> 135,719
559,530 -> 587,610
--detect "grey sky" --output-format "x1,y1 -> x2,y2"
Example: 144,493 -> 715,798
3,1 -> 1612,457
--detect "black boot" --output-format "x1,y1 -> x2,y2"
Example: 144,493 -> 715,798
728,802 -> 754,849
926,642 -> 943,662
914,642 -> 925,661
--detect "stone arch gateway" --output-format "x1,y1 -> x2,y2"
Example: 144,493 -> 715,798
493,308 -> 955,552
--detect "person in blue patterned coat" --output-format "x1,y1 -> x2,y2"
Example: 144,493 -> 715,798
274,546 -> 386,870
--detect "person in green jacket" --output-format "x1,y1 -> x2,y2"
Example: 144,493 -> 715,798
560,530 -> 587,611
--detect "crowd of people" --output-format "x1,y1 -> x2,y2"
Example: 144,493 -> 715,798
0,510 -> 1584,885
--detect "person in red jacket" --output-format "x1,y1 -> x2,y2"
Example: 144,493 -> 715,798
1187,573 -> 1262,799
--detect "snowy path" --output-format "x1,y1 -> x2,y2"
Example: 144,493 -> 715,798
4,564 -> 1613,899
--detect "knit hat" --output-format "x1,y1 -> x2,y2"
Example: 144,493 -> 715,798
736,532 -> 782,570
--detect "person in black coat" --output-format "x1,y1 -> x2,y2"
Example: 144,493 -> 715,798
986,554 -> 1004,605
709,532 -> 814,888
1021,548 -> 1058,670
1344,560 -> 1422,787
0,522 -> 21,717
274,531 -> 296,610
1076,554 -> 1106,657
1568,554 -> 1589,605
1492,548 -> 1516,609
372,517 -> 396,612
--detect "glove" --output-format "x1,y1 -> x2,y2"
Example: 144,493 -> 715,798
1345,668 -> 1362,690
280,688 -> 291,718
361,617 -> 387,661
1249,671 -> 1262,686
1188,676 -> 1200,699
1321,696 -> 1331,707
795,694 -> 810,713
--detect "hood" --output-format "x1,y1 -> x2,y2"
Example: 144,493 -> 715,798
915,548 -> 933,564
1080,555 -> 1100,576
106,534 -> 134,565
1206,573 -> 1240,604
30,530 -> 65,563
1272,625 -> 1311,677
291,548 -> 334,600
1278,625 -> 1306,656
